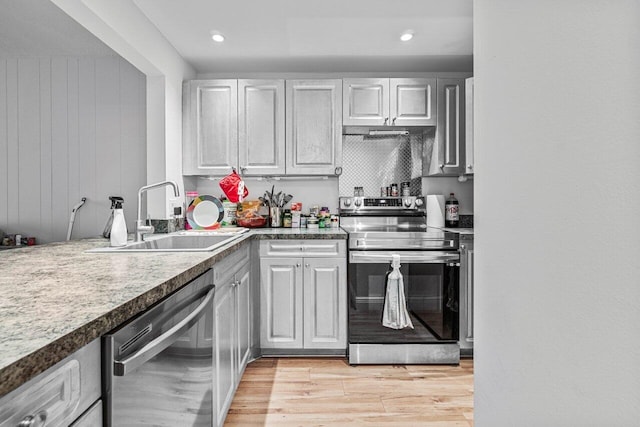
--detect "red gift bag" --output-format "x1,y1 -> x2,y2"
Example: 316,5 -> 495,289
219,169 -> 249,203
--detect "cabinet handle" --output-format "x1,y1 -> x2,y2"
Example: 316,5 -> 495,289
439,164 -> 445,170
18,413 -> 47,427
240,166 -> 247,174
305,263 -> 310,268
296,263 -> 301,268
467,164 -> 473,169
392,117 -> 397,125
461,244 -> 466,250
383,117 -> 389,125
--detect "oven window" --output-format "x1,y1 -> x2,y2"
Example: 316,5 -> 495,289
349,261 -> 458,341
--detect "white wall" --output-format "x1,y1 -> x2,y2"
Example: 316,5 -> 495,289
474,1 -> 640,425
0,57 -> 146,243
52,0 -> 196,219
422,177 -> 473,215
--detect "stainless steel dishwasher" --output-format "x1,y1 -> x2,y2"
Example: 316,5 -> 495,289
103,270 -> 214,427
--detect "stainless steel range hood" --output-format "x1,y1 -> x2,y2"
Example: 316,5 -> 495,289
342,125 -> 432,136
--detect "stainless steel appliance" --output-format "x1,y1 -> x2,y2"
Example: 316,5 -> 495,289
340,196 -> 460,364
103,270 -> 215,426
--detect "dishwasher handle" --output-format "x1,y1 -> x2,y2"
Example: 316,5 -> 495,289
113,285 -> 214,377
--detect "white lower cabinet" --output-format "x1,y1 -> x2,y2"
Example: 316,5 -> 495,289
213,246 -> 251,427
0,339 -> 101,427
259,240 -> 347,351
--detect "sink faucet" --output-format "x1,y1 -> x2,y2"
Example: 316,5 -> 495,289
136,180 -> 180,242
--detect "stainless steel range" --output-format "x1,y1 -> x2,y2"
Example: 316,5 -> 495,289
340,196 -> 460,364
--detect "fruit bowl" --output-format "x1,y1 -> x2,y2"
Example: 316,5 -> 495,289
237,216 -> 267,228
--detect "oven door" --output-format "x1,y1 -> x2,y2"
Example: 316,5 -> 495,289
349,250 -> 460,340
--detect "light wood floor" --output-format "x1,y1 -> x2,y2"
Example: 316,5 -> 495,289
225,357 -> 474,426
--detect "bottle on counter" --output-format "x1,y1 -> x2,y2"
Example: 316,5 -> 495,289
283,209 -> 292,228
110,199 -> 128,247
184,191 -> 198,230
445,193 -> 459,228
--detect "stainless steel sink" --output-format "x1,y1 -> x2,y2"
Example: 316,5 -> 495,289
88,229 -> 248,253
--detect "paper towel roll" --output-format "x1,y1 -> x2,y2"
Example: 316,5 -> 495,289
426,195 -> 445,228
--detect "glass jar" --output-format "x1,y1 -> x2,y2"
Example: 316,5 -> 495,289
283,210 -> 292,228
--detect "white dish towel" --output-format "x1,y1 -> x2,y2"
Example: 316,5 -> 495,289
382,254 -> 414,330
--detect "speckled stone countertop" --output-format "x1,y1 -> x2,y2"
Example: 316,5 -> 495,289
0,228 -> 346,397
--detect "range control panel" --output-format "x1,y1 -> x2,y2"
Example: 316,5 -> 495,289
339,196 -> 425,213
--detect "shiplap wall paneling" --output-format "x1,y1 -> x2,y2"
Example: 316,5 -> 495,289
51,58 -> 70,242
0,57 -> 146,243
0,60 -> 7,230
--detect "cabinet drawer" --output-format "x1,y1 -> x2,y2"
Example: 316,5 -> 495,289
213,245 -> 250,283
260,240 -> 345,257
0,339 -> 101,427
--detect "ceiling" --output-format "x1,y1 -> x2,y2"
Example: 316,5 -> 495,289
0,0 -> 115,57
0,0 -> 472,73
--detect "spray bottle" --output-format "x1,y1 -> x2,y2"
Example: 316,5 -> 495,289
110,198 -> 128,247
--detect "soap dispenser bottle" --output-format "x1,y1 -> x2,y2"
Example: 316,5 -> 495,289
110,199 -> 128,247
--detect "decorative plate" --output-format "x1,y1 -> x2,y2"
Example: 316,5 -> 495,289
187,195 -> 224,230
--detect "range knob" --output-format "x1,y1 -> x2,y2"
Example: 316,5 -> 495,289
414,198 -> 424,207
343,198 -> 352,207
403,198 -> 413,208
354,198 -> 362,207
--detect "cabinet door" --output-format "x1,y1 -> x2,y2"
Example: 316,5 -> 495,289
238,79 -> 285,175
343,78 -> 389,126
286,80 -> 343,175
214,282 -> 235,426
260,257 -> 303,349
235,263 -> 251,376
303,257 -> 347,349
459,242 -> 474,350
183,80 -> 238,175
465,77 -> 474,174
431,79 -> 465,175
423,79 -> 465,176
390,78 -> 437,126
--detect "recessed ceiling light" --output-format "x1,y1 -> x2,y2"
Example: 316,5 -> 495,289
211,33 -> 225,43
400,31 -> 414,42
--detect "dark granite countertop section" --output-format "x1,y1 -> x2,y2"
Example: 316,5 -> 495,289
0,228 -> 345,397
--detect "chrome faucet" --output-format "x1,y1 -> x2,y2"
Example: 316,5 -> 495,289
136,180 -> 180,242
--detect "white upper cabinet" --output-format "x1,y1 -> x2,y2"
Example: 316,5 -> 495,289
390,78 -> 437,126
183,80 -> 238,175
184,78 -> 341,176
342,78 -> 389,126
238,79 -> 285,175
424,78 -> 466,176
465,77 -> 474,174
343,78 -> 436,126
286,80 -> 343,175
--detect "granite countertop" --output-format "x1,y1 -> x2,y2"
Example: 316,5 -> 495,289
0,227 -> 346,397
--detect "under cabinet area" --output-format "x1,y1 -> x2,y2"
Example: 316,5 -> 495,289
343,78 -> 436,126
259,240 -> 347,352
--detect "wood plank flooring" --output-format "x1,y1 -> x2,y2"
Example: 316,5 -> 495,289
225,358 -> 474,426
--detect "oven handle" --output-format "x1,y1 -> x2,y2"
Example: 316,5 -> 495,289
349,251 -> 460,263
113,285 -> 215,377
353,239 -> 457,249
